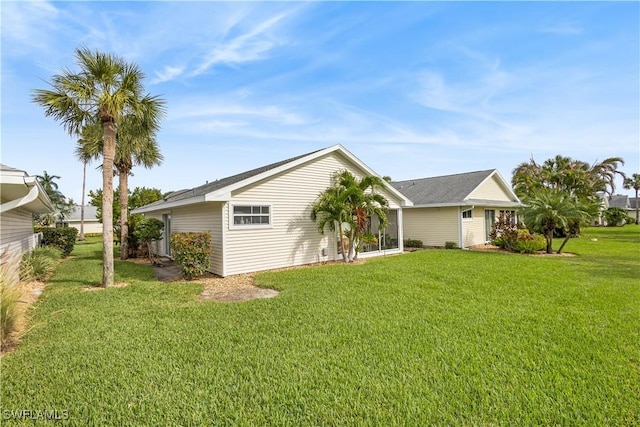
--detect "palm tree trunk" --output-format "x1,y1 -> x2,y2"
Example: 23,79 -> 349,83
635,189 -> 639,225
101,121 -> 116,288
337,222 -> 348,263
556,236 -> 570,254
347,229 -> 356,262
119,171 -> 129,260
79,161 -> 87,241
545,231 -> 553,254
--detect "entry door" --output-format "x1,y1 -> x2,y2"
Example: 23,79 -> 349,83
163,214 -> 172,256
484,210 -> 495,242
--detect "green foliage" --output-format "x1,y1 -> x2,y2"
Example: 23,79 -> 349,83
133,217 -> 164,260
311,170 -> 390,262
170,232 -> 212,280
33,171 -> 75,226
519,188 -> 592,253
19,247 -> 61,281
38,227 -> 79,257
0,249 -> 22,350
444,241 -> 458,249
490,212 -> 519,251
604,207 -> 628,226
89,186 -> 164,225
404,239 -> 423,248
513,230 -> 546,254
626,216 -> 636,225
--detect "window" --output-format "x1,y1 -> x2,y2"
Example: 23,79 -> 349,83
462,208 -> 473,220
232,205 -> 271,226
499,210 -> 517,224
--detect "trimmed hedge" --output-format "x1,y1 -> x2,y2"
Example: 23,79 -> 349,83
170,232 -> 212,280
404,239 -> 423,248
36,227 -> 78,257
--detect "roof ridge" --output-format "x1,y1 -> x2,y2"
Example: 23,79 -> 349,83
392,169 -> 495,184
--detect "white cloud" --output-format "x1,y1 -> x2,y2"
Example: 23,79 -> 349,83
151,66 -> 185,84
192,11 -> 291,75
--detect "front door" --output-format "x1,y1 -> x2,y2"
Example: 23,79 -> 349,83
484,210 -> 495,242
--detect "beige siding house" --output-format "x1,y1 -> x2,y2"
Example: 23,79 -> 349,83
0,164 -> 54,281
392,170 -> 523,248
133,145 -> 412,277
60,205 -> 103,234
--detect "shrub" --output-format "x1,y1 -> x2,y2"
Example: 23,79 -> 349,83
625,216 -> 636,225
19,247 -> 61,281
444,241 -> 458,249
404,239 -> 423,248
513,230 -> 546,254
170,232 -> 212,280
1,248 -> 23,350
133,217 -> 164,262
490,212 -> 519,251
604,207 -> 627,227
37,227 -> 79,257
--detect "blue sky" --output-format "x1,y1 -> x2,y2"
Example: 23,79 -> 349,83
2,1 -> 638,203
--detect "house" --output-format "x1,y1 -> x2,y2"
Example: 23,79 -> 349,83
0,164 -> 54,281
59,205 -> 103,234
132,145 -> 413,277
391,169 -> 523,248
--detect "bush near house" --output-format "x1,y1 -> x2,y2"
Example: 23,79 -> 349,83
36,227 -> 79,257
604,207 -> 628,227
444,241 -> 458,249
19,247 -> 62,281
404,239 -> 423,248
170,232 -> 212,280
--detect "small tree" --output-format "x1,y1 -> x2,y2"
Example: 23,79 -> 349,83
133,218 -> 164,264
520,189 -> 592,254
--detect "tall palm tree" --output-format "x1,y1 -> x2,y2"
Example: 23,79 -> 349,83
32,47 -> 165,287
76,115 -> 163,259
114,110 -> 163,260
623,173 -> 640,224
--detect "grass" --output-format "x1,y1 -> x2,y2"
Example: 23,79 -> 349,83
1,227 -> 638,425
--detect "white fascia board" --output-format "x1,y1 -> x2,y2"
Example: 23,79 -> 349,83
132,195 -> 207,214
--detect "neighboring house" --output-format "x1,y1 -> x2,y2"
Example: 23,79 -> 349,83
59,205 -> 103,234
392,169 -> 523,248
132,145 -> 413,277
0,164 -> 54,281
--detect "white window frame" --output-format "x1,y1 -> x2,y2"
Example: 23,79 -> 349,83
229,203 -> 273,229
461,208 -> 473,221
499,210 -> 517,224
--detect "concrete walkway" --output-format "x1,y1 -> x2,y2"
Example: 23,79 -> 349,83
151,258 -> 183,282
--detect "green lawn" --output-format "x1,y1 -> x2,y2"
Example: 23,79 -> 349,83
1,227 -> 638,425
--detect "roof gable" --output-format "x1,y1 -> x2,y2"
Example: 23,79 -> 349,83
392,169 -> 521,207
133,145 -> 412,213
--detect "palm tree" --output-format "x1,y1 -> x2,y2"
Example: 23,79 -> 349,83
35,171 -> 68,225
310,184 -> 352,263
76,115 -> 163,259
311,170 -> 389,262
623,173 -> 640,224
114,112 -> 163,260
32,47 -> 165,287
520,188 -> 592,254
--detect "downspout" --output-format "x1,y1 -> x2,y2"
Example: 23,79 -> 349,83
458,206 -> 463,249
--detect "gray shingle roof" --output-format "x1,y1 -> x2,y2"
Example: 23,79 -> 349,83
608,195 -> 629,209
391,170 -> 496,206
66,205 -> 99,221
137,148 -> 324,210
